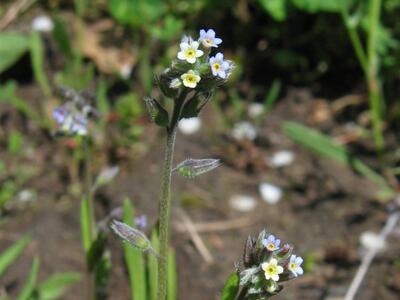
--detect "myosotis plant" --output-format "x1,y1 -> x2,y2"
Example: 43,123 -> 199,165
110,29 -> 303,299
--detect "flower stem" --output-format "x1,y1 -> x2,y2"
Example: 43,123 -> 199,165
157,93 -> 186,300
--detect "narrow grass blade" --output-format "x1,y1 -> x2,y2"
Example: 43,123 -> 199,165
123,198 -> 147,300
167,249 -> 177,300
16,257 -> 39,300
80,197 -> 91,253
264,79 -> 281,111
37,272 -> 81,300
0,234 -> 31,278
148,228 -> 159,300
30,31 -> 51,97
283,121 -> 393,198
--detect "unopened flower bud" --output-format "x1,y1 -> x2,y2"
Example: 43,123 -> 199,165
173,158 -> 221,179
110,220 -> 158,257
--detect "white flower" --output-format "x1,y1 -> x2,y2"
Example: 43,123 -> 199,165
177,37 -> 203,64
181,70 -> 201,88
248,103 -> 264,118
209,52 -> 231,79
288,255 -> 304,277
360,231 -> 386,252
199,29 -> 222,48
261,258 -> 283,282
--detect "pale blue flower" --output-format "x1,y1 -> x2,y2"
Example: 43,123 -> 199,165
199,29 -> 222,48
135,215 -> 147,229
209,52 -> 231,79
262,234 -> 281,251
53,105 -> 88,136
288,255 -> 304,277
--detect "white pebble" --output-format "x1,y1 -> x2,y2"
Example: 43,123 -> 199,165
232,121 -> 257,141
268,150 -> 295,168
32,15 -> 54,32
360,231 -> 386,252
259,183 -> 282,204
178,117 -> 202,135
229,195 -> 257,212
248,103 -> 264,118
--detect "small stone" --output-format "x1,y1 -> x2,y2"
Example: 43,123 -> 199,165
268,150 -> 295,168
232,121 -> 257,141
32,15 -> 54,32
178,117 -> 201,135
360,231 -> 386,252
230,195 -> 257,212
259,183 -> 282,204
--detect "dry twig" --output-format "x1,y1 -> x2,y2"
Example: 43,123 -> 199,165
0,0 -> 37,31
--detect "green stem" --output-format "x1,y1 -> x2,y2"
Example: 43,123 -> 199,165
83,137 -> 96,300
340,10 -> 368,73
367,0 -> 384,152
157,93 -> 186,300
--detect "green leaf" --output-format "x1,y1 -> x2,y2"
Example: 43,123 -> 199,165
30,31 -> 51,97
80,197 -> 92,253
167,249 -> 177,300
180,93 -> 211,119
0,32 -> 29,74
37,272 -> 81,300
258,0 -> 287,21
283,122 -> 394,199
148,228 -> 159,300
0,235 -> 31,278
52,18 -> 73,58
123,198 -> 147,300
220,272 -> 240,300
144,97 -> 169,127
16,257 -> 39,300
291,0 -> 352,13
108,0 -> 166,27
7,131 -> 23,155
264,79 -> 282,111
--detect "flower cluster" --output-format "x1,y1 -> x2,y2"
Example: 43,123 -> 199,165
52,87 -> 98,136
239,230 -> 304,298
157,29 -> 233,96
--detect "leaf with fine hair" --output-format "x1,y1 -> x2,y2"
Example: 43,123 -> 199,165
37,272 -> 81,300
144,97 -> 169,127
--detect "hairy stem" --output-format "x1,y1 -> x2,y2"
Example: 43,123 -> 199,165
157,93 -> 186,300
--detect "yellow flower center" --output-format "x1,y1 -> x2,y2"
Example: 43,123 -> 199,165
185,75 -> 196,82
213,63 -> 220,70
290,263 -> 296,270
185,49 -> 195,58
267,243 -> 275,251
205,38 -> 212,45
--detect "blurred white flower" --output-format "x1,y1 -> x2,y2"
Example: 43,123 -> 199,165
178,117 -> 201,135
232,121 -> 257,141
32,15 -> 54,32
259,183 -> 282,204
